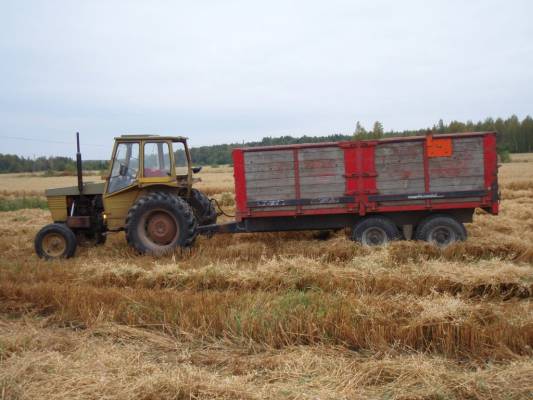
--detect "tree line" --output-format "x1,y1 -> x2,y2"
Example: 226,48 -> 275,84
0,155 -> 108,174
188,115 -> 533,165
1,115 -> 532,172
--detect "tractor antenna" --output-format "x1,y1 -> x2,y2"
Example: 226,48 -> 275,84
76,132 -> 84,194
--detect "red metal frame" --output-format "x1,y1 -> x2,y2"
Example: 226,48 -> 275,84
232,132 -> 499,220
232,149 -> 248,221
483,133 -> 499,214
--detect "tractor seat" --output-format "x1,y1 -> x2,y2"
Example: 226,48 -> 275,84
144,168 -> 167,177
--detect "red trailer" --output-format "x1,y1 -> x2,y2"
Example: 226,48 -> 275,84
200,132 -> 499,246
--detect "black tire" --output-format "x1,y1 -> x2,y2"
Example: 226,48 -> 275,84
414,214 -> 467,247
351,216 -> 401,246
35,223 -> 77,260
188,189 -> 217,226
125,192 -> 197,255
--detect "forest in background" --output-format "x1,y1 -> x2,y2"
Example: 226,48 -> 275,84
1,115 -> 532,173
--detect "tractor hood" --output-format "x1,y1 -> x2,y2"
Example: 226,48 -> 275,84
45,182 -> 105,197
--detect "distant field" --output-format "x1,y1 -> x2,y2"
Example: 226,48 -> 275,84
511,152 -> 533,162
0,159 -> 532,399
0,166 -> 234,196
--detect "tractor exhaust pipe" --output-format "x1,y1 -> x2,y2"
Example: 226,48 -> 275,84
76,132 -> 83,194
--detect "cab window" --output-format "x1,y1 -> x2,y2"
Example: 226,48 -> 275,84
108,142 -> 139,193
173,142 -> 188,176
144,142 -> 171,177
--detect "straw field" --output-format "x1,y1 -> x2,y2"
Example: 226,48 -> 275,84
0,160 -> 532,399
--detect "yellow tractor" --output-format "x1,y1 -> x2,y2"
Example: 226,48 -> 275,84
35,133 -> 216,259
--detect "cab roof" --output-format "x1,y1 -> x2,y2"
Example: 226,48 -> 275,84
115,134 -> 188,142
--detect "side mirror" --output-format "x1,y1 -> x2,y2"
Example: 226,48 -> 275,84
192,166 -> 202,174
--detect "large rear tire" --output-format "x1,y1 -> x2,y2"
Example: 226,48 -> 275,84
414,214 -> 466,247
125,192 -> 197,255
35,223 -> 77,260
351,216 -> 401,246
188,189 -> 217,226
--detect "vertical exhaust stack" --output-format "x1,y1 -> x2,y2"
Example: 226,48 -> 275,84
76,132 -> 83,195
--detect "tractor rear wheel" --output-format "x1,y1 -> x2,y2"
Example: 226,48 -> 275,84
125,192 -> 197,255
188,189 -> 217,226
351,216 -> 401,246
35,223 -> 77,259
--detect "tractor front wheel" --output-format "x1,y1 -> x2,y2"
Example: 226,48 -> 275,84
125,192 -> 197,255
35,223 -> 77,260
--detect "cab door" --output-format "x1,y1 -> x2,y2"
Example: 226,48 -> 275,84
103,141 -> 141,230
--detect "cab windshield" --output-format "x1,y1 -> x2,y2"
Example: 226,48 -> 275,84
108,142 -> 140,193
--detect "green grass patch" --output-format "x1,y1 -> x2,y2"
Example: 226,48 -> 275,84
0,197 -> 48,211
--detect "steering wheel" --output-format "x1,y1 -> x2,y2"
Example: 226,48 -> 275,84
119,162 -> 136,181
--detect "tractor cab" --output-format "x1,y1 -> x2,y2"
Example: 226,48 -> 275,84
106,135 -> 192,195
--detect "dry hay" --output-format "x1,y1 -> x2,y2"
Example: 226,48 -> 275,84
0,160 -> 532,399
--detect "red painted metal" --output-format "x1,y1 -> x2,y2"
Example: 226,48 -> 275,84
232,132 -> 499,222
232,149 -> 247,221
483,132 -> 499,214
422,134 -> 431,209
342,144 -> 359,212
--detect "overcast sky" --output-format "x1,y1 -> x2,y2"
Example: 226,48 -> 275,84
1,0 -> 532,159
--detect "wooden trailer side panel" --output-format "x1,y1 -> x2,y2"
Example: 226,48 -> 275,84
375,141 -> 425,196
298,146 -> 345,210
429,136 -> 485,191
244,149 -> 296,211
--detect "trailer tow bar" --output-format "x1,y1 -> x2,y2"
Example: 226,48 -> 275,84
198,221 -> 246,237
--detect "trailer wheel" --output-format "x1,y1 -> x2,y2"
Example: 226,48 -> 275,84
125,192 -> 197,255
414,214 -> 467,247
188,189 -> 217,226
351,216 -> 401,246
35,223 -> 77,260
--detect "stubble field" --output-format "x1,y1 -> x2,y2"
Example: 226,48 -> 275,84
0,157 -> 533,399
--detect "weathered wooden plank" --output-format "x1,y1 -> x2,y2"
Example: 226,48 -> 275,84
244,151 -> 294,164
245,170 -> 295,181
429,176 -> 484,191
247,189 -> 295,198
428,166 -> 484,179
300,183 -> 346,197
375,142 -> 424,158
451,137 -> 483,147
299,167 -> 345,178
299,159 -> 344,170
429,157 -> 484,168
300,175 -> 345,185
376,142 -> 425,196
244,161 -> 294,173
245,177 -> 295,188
296,147 -> 340,155
377,178 -> 426,195
297,149 -> 342,159
375,156 -> 424,166
377,164 -> 425,180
